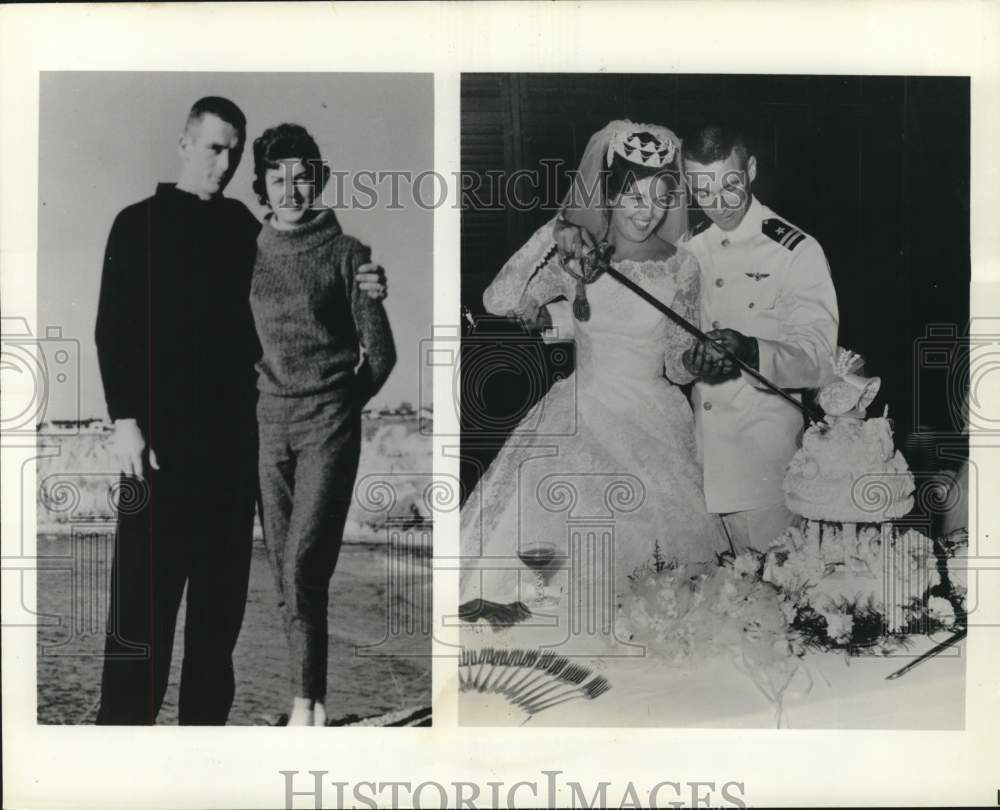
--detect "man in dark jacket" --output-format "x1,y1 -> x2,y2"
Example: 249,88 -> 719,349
94,96 -> 385,724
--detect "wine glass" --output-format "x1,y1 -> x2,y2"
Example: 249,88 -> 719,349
517,542 -> 564,608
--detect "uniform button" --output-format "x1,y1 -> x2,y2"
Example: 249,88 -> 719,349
748,302 -> 755,309
721,238 -> 731,247
703,402 -> 713,411
715,278 -> 725,288
711,320 -> 720,329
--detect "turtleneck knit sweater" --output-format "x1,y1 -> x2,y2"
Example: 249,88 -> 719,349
250,208 -> 395,404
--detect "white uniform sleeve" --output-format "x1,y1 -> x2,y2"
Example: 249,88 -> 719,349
749,239 -> 839,390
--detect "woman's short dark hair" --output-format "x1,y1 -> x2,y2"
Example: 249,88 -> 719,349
252,123 -> 324,207
605,152 -> 680,202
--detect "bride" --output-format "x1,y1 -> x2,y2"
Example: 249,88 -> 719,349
460,120 -> 729,614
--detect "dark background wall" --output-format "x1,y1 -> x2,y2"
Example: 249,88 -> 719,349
460,74 -> 970,497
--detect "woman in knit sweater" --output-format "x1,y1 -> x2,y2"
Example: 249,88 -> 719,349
249,124 -> 396,726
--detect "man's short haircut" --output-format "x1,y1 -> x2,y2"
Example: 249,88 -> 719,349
684,123 -> 751,168
185,96 -> 247,135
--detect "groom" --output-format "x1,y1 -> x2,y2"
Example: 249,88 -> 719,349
554,122 -> 838,554
678,123 -> 838,552
95,95 -> 386,724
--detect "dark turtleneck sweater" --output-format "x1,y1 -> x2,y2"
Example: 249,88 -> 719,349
250,208 -> 395,405
95,183 -> 261,460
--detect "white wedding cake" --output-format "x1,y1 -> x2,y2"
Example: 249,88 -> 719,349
764,349 -> 959,644
784,414 -> 915,522
784,349 -> 914,522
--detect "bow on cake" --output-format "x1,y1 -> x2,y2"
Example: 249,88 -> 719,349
817,348 -> 881,418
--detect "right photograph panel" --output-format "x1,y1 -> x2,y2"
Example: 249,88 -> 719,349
455,73 -> 970,728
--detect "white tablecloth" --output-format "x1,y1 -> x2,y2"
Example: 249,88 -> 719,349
458,624 -> 965,729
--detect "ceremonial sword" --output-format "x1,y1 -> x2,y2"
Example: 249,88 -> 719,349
592,247 -> 828,426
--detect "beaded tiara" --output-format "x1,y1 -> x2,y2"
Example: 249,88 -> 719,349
606,121 -> 679,169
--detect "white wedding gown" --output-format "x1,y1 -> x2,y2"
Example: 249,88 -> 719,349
461,223 -> 729,606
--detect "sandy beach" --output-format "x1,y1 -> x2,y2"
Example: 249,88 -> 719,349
34,419 -> 433,725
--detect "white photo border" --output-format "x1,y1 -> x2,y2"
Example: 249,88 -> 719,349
2,2 -> 998,808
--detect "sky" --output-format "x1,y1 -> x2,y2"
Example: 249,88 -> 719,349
37,72 -> 433,421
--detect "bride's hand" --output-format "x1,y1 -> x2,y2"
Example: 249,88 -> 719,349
554,218 -> 596,262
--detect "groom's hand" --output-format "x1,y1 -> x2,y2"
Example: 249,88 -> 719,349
705,329 -> 759,374
683,329 -> 758,383
356,262 -> 387,300
683,339 -> 726,381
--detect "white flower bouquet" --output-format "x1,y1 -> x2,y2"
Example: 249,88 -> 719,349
757,521 -> 962,649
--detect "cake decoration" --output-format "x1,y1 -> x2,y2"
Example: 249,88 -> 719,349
784,349 -> 914,522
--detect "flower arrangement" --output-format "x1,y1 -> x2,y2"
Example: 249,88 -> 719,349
620,545 -> 797,664
620,544 -> 804,723
621,523 -> 967,661
754,521 -> 963,650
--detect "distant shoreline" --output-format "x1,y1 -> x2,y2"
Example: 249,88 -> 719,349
35,416 -> 435,549
37,531 -> 433,556
35,408 -> 433,435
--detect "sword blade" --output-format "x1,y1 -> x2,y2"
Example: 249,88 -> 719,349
885,628 -> 967,681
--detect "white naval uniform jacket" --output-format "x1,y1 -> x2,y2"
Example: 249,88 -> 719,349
681,197 -> 839,514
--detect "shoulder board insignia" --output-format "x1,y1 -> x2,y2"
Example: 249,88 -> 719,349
762,217 -> 807,251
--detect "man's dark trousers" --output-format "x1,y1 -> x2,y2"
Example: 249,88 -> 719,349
96,445 -> 257,725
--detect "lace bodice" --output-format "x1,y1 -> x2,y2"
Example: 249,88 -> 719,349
483,220 -> 701,387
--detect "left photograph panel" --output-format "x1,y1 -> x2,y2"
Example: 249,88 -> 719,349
34,72 -> 433,726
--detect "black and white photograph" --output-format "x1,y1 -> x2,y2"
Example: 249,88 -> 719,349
30,72 -> 433,727
457,73 -> 970,728
2,4 -> 999,810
